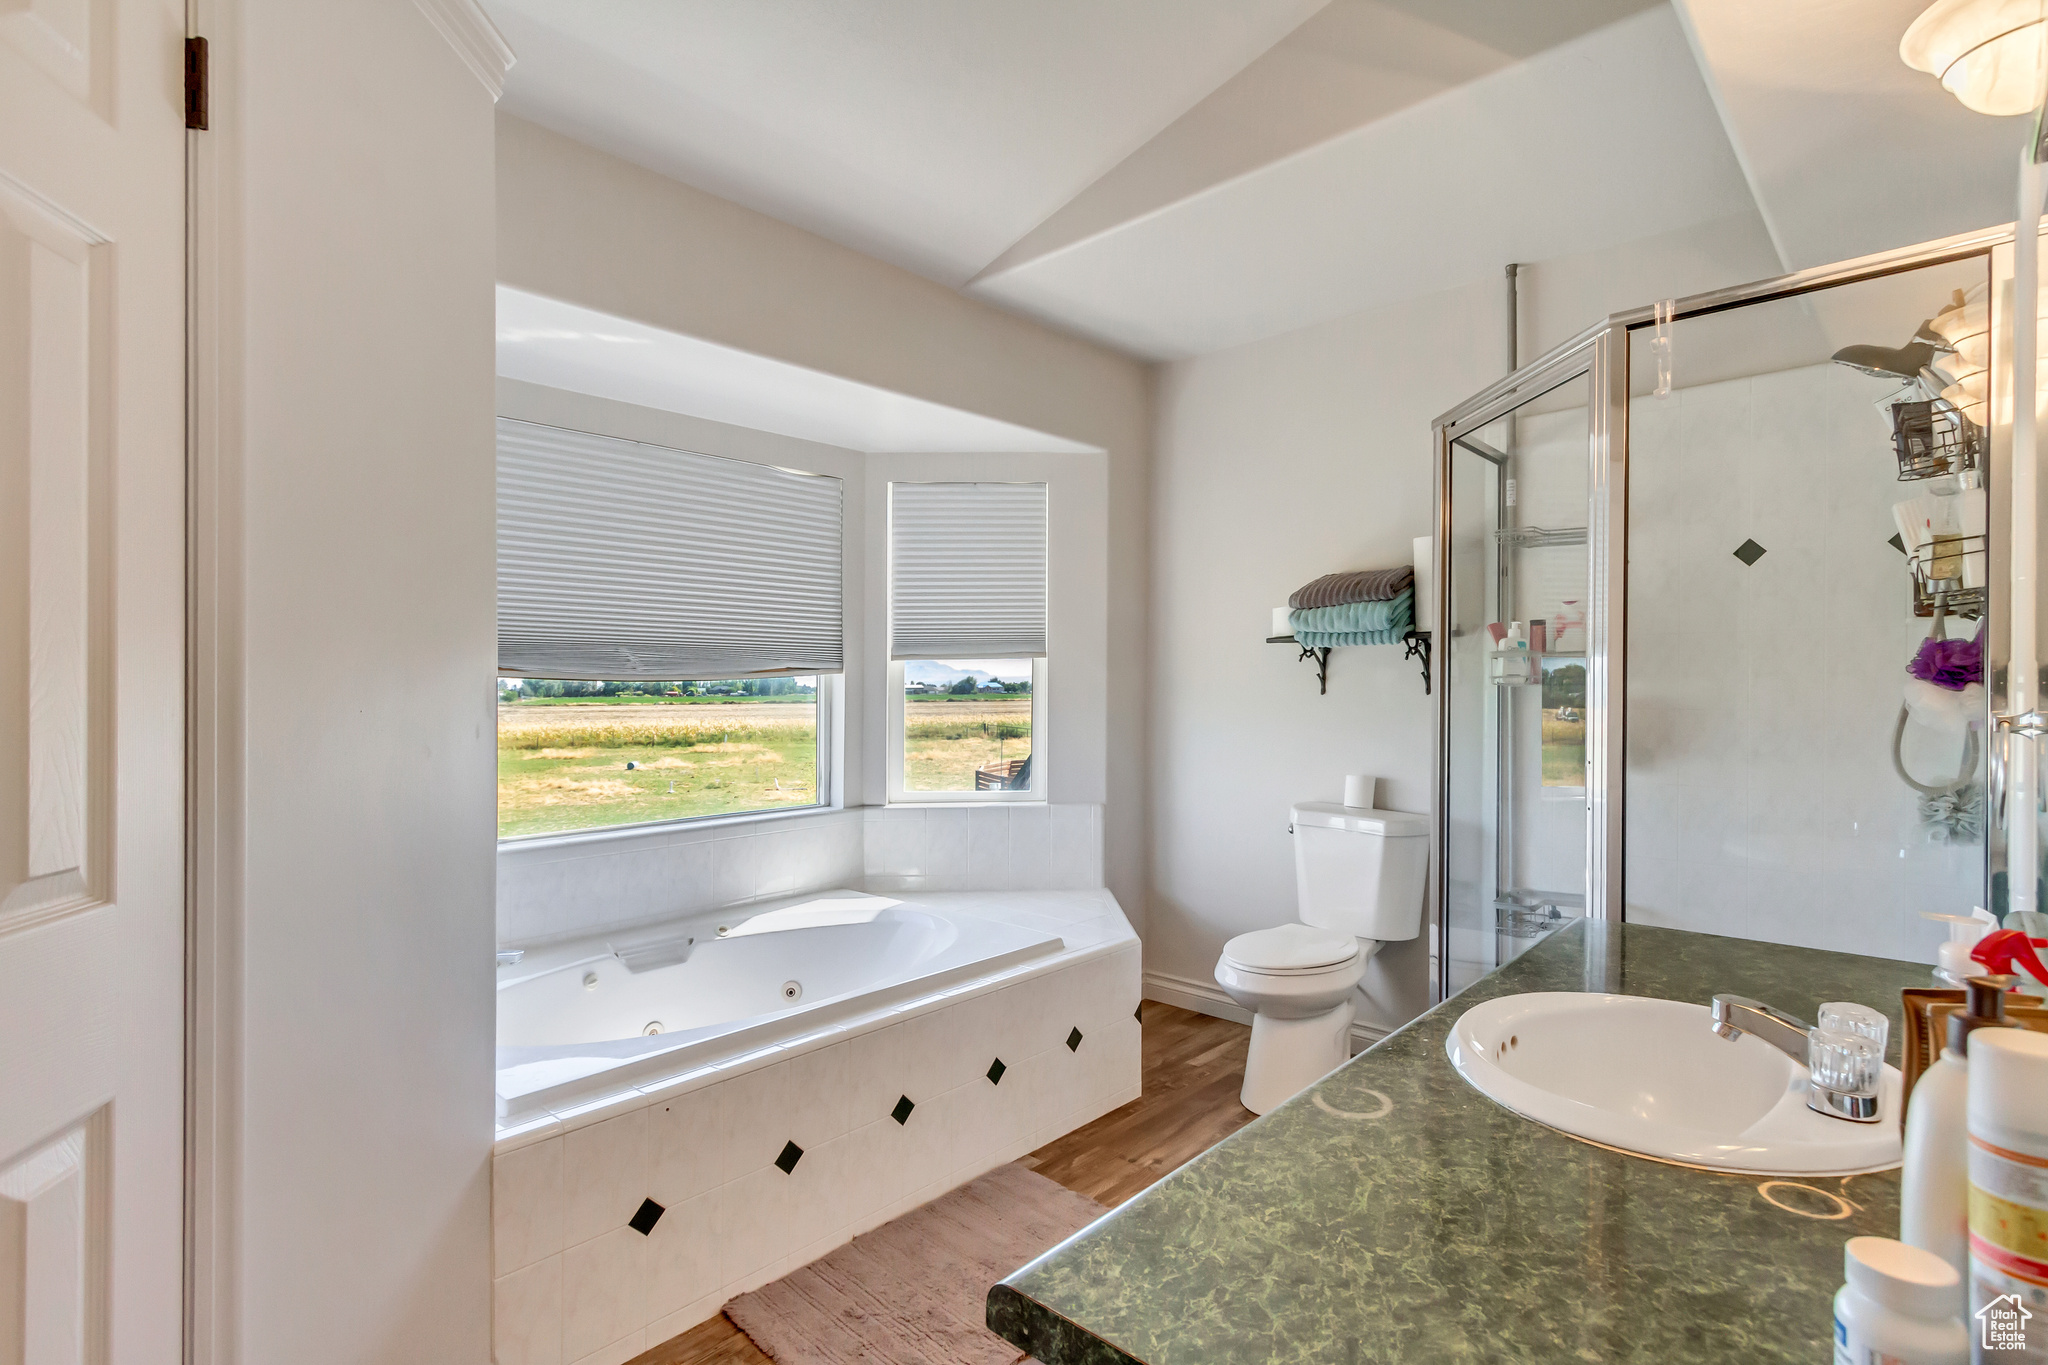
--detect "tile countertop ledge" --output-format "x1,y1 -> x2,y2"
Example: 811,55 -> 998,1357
986,919 -> 1934,1365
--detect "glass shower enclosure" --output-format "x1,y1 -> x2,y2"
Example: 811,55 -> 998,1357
1431,226 -> 2029,1001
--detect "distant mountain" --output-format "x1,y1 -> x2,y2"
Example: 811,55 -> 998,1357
904,661 -> 990,686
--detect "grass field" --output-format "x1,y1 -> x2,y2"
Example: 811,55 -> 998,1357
903,695 -> 1032,792
497,701 -> 819,837
497,694 -> 1039,835
1542,709 -> 1586,787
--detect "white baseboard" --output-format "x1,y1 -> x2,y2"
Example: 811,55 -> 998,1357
1141,970 -> 1390,1052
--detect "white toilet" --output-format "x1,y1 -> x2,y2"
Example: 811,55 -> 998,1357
1214,802 -> 1430,1114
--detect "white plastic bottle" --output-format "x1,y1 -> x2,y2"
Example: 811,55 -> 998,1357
1832,1237 -> 1967,1365
1965,1028 -> 2048,1364
1901,975 -> 2012,1296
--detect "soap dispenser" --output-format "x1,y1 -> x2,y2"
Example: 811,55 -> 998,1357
1899,974 -> 2014,1295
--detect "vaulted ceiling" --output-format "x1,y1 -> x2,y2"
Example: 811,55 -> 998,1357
486,0 -> 2035,361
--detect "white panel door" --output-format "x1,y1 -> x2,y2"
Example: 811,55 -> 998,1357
0,0 -> 187,1361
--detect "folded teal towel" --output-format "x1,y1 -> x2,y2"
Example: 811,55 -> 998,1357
1293,625 -> 1406,648
1290,590 -> 1411,642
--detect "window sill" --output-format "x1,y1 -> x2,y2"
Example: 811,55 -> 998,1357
496,802 -> 846,854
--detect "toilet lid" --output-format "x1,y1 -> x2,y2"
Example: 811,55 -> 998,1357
1221,924 -> 1360,974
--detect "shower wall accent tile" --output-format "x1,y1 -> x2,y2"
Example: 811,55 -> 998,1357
493,939 -> 1143,1359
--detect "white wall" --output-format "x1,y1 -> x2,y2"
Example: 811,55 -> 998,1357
495,114 -> 1156,932
1146,212 -> 1784,1032
190,2 -> 502,1360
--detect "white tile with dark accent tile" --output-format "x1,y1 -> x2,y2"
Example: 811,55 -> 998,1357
563,1108 -> 650,1248
715,1163 -> 795,1288
642,1186 -> 718,1324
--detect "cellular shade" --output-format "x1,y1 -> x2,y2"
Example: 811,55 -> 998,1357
497,418 -> 843,679
890,481 -> 1048,660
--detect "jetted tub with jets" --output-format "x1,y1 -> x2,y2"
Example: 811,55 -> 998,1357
495,889 -> 1076,1122
488,885 -> 1143,1355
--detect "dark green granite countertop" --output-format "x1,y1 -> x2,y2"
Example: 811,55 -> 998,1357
988,920 -> 1934,1365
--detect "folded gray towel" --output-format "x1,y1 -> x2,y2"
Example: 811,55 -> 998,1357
1289,566 -> 1413,609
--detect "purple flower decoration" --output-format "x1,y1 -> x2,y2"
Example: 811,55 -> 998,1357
1908,627 -> 1983,691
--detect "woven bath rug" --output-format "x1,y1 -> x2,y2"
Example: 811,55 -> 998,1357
722,1162 -> 1107,1365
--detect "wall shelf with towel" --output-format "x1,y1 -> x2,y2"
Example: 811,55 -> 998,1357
1272,548 -> 1432,696
1266,629 -> 1430,695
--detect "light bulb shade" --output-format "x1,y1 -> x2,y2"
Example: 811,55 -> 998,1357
1948,331 -> 1992,370
1929,294 -> 1990,348
1901,0 -> 2048,115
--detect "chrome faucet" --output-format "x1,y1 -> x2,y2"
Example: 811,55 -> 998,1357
1709,994 -> 1880,1123
1709,994 -> 1810,1060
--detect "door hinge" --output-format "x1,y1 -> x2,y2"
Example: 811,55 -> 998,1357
185,36 -> 208,130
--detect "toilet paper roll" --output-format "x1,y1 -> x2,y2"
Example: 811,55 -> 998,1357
1412,536 -> 1434,628
1343,774 -> 1375,809
1272,606 -> 1292,638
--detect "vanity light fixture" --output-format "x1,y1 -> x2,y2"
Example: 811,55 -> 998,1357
1901,0 -> 2048,115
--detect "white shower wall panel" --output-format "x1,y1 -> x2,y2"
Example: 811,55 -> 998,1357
1625,362 -> 1977,962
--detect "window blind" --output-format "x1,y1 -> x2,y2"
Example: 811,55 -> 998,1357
497,418 -> 843,680
889,481 -> 1048,659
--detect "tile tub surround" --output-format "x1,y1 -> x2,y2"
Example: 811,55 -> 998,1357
491,892 -> 1140,1365
498,804 -> 1104,948
988,920 -> 1932,1365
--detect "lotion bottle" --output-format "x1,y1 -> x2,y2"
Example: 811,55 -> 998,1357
1899,974 -> 2012,1297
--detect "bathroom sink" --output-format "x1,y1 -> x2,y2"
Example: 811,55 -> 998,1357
1445,992 -> 1902,1176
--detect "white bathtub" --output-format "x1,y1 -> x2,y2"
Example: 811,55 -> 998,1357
489,888 -> 1142,1365
496,892 -> 1066,1121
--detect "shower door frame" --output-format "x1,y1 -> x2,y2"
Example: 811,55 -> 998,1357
1430,223 -> 2014,1004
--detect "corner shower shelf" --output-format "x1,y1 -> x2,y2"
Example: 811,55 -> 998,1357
1493,524 -> 1588,549
1267,630 -> 1431,696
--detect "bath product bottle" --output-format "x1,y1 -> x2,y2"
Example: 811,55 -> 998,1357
1928,909 -> 2000,989
1902,976 -> 2013,1292
1832,1236 -> 1967,1365
1965,1028 -> 2048,1363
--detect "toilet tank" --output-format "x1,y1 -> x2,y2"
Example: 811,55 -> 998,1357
1290,803 -> 1431,942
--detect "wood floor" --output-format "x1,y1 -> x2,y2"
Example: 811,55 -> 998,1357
631,1002 -> 1253,1365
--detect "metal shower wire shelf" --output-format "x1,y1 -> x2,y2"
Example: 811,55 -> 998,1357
1908,532 -> 1987,620
1890,399 -> 1982,482
1492,524 -> 1587,549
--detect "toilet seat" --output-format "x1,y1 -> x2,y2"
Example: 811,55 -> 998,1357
1220,924 -> 1360,976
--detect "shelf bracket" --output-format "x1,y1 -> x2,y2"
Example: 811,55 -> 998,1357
1299,643 -> 1332,694
1403,629 -> 1432,694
